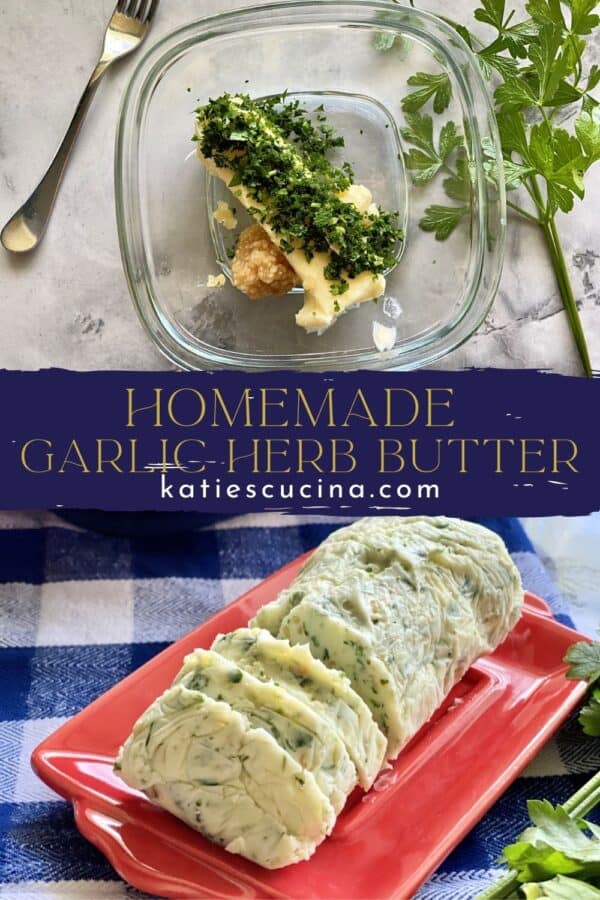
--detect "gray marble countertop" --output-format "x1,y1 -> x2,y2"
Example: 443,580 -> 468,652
0,0 -> 599,373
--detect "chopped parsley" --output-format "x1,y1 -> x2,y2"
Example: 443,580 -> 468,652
196,92 -> 403,292
291,731 -> 313,750
187,673 -> 208,692
227,668 -> 243,683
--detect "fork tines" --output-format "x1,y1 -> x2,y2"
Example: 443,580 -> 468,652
117,0 -> 159,22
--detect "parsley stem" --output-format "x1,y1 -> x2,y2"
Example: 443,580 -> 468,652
523,178 -> 542,212
543,214 -> 593,377
563,768 -> 600,819
529,176 -> 593,377
506,200 -> 541,224
477,769 -> 600,899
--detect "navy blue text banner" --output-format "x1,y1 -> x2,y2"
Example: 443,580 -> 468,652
1,369 -> 597,515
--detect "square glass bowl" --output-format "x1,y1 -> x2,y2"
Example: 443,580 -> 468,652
115,0 -> 506,370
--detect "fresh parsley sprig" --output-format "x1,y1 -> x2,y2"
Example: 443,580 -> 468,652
564,638 -> 600,683
476,635 -> 600,899
566,637 -> 600,736
393,0 -> 600,375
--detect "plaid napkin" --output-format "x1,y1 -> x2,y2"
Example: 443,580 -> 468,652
0,513 -> 596,900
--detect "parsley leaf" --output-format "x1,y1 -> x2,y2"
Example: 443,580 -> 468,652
372,31 -> 397,51
576,107 -> 600,162
566,637 -> 600,736
568,0 -> 600,36
401,110 -> 437,154
478,41 -> 521,79
420,204 -> 469,240
495,76 -> 539,111
529,25 -> 566,102
402,113 -> 463,185
501,799 -> 600,883
401,104 -> 473,240
502,19 -> 542,58
482,134 -> 534,188
579,689 -> 600,737
443,157 -> 473,201
474,0 -> 507,31
523,875 -> 600,897
586,64 -> 600,93
545,80 -> 583,107
497,109 -> 531,157
439,120 -> 463,158
525,0 -> 566,30
564,639 -> 600,684
503,157 -> 535,189
402,72 -> 452,114
450,20 -> 477,49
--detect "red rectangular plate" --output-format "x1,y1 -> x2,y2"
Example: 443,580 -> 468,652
32,551 -> 588,899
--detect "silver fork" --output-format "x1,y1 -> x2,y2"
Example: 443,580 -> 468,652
1,0 -> 159,254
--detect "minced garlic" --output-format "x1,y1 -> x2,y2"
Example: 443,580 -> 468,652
213,201 -> 238,230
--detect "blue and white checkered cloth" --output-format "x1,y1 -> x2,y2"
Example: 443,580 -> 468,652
0,512 -> 597,900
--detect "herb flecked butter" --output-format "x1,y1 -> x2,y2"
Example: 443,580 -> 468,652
194,93 -> 404,332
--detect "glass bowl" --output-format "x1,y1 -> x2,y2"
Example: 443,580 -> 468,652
115,0 -> 506,370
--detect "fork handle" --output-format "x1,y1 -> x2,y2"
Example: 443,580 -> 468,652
1,61 -> 109,253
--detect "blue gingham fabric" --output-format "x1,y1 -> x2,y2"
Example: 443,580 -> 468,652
0,512 -> 596,900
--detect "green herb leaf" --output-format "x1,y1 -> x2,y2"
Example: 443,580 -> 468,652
528,122 -> 555,175
420,204 -> 469,240
522,874 -> 600,897
545,80 -> 583,107
402,72 -> 452,114
443,157 -> 472,201
501,799 -> 600,883
579,689 -> 600,737
502,20 -> 542,58
575,107 -> 600,162
372,31 -> 396,51
478,42 -> 521,79
495,76 -> 539,111
525,0 -> 566,29
474,0 -> 507,31
548,180 -> 577,212
439,120 -> 463,158
503,157 -> 536,189
402,113 -> 463,184
403,150 -> 443,184
567,0 -> 600,36
401,110 -> 436,153
497,109 -> 531,157
551,128 -> 586,194
586,64 -> 600,93
529,25 -> 564,101
564,640 -> 600,684
451,20 -> 477,49
482,133 -> 533,190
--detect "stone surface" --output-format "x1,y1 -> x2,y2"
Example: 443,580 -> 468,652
0,0 -> 598,373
